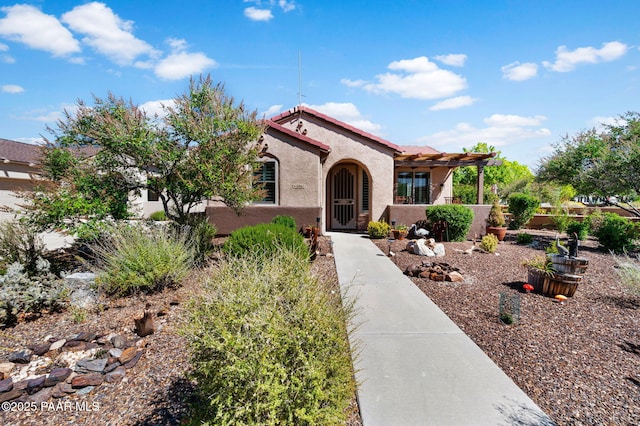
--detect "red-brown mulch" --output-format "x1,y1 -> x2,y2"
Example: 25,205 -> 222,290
372,229 -> 640,426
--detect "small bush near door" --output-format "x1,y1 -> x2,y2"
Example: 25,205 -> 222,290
367,220 -> 391,239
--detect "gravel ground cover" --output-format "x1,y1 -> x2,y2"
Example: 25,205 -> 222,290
372,229 -> 640,426
1,236 -> 361,426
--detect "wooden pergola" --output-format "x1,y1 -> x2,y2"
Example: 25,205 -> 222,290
394,151 -> 503,204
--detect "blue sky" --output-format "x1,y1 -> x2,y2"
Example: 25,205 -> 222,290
1,1 -> 638,170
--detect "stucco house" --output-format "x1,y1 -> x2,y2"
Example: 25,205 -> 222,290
207,106 -> 500,237
0,138 -> 42,221
2,107 -> 499,237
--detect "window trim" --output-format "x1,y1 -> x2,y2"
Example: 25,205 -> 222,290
254,158 -> 278,205
394,169 -> 431,204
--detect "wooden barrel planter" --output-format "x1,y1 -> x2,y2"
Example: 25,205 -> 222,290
545,255 -> 589,297
548,254 -> 589,274
527,268 -> 551,294
546,273 -> 583,297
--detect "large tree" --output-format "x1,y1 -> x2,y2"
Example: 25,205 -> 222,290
537,112 -> 640,214
26,75 -> 266,234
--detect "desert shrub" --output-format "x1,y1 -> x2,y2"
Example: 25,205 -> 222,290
175,219 -> 217,266
480,233 -> 499,253
367,220 -> 391,239
0,259 -> 68,327
425,205 -> 474,242
0,220 -> 46,277
223,223 -> 307,259
270,215 -> 297,230
91,224 -> 195,296
566,220 -> 589,240
613,253 -> 640,296
551,210 -> 571,233
149,210 -> 167,221
183,249 -> 355,425
516,232 -> 533,245
592,213 -> 640,253
586,209 -> 605,234
507,193 -> 540,230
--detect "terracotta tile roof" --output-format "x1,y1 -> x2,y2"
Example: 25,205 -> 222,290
0,138 -> 42,165
270,106 -> 401,153
264,120 -> 331,153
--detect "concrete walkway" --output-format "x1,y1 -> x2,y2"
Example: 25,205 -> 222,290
329,232 -> 555,426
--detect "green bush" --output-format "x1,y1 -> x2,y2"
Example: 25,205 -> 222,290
223,223 -> 308,259
507,193 -> 540,230
480,233 -> 499,253
367,220 -> 391,239
425,205 -> 474,242
149,210 -> 167,221
516,232 -> 533,245
566,220 -> 589,240
183,249 -> 355,425
551,211 -> 571,233
0,259 -> 68,327
593,213 -> 640,253
91,224 -> 195,296
270,215 -> 297,230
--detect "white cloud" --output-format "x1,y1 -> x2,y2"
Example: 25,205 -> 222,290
0,42 -> 7,51
543,41 -> 628,72
501,62 -> 538,81
417,114 -> 551,152
262,104 -> 283,117
340,78 -> 366,88
0,4 -> 80,57
430,96 -> 477,111
589,115 -> 626,132
244,7 -> 274,21
61,2 -> 157,66
2,84 -> 23,94
278,0 -> 296,12
154,51 -> 217,80
22,103 -> 77,123
139,99 -> 175,118
355,56 -> 467,100
434,54 -> 467,67
243,0 -> 296,18
484,114 -> 547,127
304,102 -> 382,135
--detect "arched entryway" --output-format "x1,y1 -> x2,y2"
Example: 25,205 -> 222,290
327,162 -> 371,231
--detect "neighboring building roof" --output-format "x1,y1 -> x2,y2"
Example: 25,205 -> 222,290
270,106 -> 402,153
264,120 -> 331,153
0,138 -> 42,165
397,145 -> 441,156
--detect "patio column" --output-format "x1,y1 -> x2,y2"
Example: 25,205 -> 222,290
476,164 -> 484,204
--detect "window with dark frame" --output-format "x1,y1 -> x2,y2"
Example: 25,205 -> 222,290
395,171 -> 430,204
147,189 -> 159,202
254,160 -> 277,204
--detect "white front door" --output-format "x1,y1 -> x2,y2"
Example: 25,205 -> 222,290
330,165 -> 357,230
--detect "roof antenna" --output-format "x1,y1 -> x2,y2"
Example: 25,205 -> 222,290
297,51 -> 305,110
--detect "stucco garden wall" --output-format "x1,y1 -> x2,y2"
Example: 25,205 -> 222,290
205,206 -> 322,235
386,204 -> 492,240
